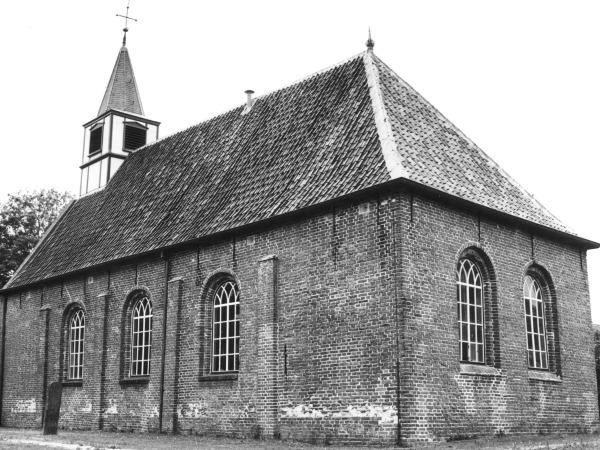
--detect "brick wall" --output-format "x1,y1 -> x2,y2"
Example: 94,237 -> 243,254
0,194 -> 401,445
0,188 -> 596,445
398,191 -> 598,443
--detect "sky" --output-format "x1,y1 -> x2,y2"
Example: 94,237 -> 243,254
1,1 -> 599,319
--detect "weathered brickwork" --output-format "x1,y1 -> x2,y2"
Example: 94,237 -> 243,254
0,189 -> 597,445
399,191 -> 598,442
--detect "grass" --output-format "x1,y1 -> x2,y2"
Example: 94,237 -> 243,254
0,428 -> 598,449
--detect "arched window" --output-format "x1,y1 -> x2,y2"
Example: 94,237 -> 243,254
130,296 -> 153,377
212,281 -> 240,373
524,275 -> 548,370
457,258 -> 484,363
68,309 -> 85,380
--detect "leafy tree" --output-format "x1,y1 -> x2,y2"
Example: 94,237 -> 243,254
0,189 -> 73,287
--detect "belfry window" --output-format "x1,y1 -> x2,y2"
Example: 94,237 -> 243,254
212,281 -> 240,373
524,275 -> 549,370
68,309 -> 85,380
130,296 -> 153,377
124,122 -> 147,151
89,125 -> 103,154
457,258 -> 484,363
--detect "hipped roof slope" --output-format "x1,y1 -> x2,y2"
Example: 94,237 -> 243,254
4,51 -> 583,290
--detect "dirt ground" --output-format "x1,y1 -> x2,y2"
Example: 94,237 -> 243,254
0,428 -> 598,449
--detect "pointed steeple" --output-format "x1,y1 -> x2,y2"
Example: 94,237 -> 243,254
97,43 -> 144,116
79,31 -> 159,197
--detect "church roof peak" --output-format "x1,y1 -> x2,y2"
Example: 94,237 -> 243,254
97,43 -> 144,117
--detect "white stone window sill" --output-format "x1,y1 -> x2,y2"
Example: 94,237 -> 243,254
528,370 -> 562,383
460,363 -> 501,376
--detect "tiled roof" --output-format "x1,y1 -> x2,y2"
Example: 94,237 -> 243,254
372,56 -> 570,233
4,51 -> 577,290
97,45 -> 144,116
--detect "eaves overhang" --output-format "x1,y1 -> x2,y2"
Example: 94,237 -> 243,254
82,109 -> 161,128
1,177 -> 596,297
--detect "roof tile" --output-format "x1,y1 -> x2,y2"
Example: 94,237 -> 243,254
4,52 -> 575,290
6,55 -> 387,288
372,55 -> 570,234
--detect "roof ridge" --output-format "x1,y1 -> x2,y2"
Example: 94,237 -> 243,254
372,54 -> 573,234
253,51 -> 365,102
362,51 -> 404,179
127,52 -> 367,158
127,105 -> 245,157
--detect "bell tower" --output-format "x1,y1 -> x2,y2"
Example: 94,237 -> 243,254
79,25 -> 160,196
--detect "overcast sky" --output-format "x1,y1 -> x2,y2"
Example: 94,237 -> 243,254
1,1 -> 599,320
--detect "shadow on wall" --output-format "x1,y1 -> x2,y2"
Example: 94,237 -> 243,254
593,324 -> 600,415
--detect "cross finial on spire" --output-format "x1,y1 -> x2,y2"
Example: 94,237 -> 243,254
366,28 -> 375,51
116,0 -> 138,46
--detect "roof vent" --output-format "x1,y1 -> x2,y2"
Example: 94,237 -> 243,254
242,89 -> 255,115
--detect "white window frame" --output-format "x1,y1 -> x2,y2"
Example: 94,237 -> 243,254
130,296 -> 153,377
457,259 -> 485,363
523,275 -> 549,370
68,309 -> 85,380
211,281 -> 240,373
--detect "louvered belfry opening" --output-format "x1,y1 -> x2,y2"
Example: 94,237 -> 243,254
89,126 -> 103,154
124,123 -> 147,151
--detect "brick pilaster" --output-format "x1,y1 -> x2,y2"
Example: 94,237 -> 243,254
161,277 -> 183,433
256,255 -> 279,438
39,304 -> 51,428
97,292 -> 110,430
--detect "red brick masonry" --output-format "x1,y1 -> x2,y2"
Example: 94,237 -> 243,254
0,190 -> 596,445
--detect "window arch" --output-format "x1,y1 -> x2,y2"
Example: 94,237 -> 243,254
130,295 -> 153,377
523,275 -> 548,369
67,309 -> 85,380
455,246 -> 500,367
457,259 -> 484,363
523,265 -> 560,373
212,280 -> 240,373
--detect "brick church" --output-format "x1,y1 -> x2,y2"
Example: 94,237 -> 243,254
0,30 -> 598,445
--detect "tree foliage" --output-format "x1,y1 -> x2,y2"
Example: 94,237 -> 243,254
0,189 -> 73,287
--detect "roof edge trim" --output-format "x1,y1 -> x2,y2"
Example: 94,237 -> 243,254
363,51 -> 404,179
97,51 -> 120,116
126,49 -> 144,116
2,177 -> 596,294
372,55 -> 571,233
83,109 -> 160,128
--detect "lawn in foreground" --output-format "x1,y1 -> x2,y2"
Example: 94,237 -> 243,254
0,428 -> 598,449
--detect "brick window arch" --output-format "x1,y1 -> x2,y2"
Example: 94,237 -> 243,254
211,280 -> 240,373
457,259 -> 484,363
130,296 -> 153,377
121,288 -> 153,380
61,304 -> 86,382
68,309 -> 86,380
523,265 -> 561,374
456,247 -> 500,367
198,271 -> 241,379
